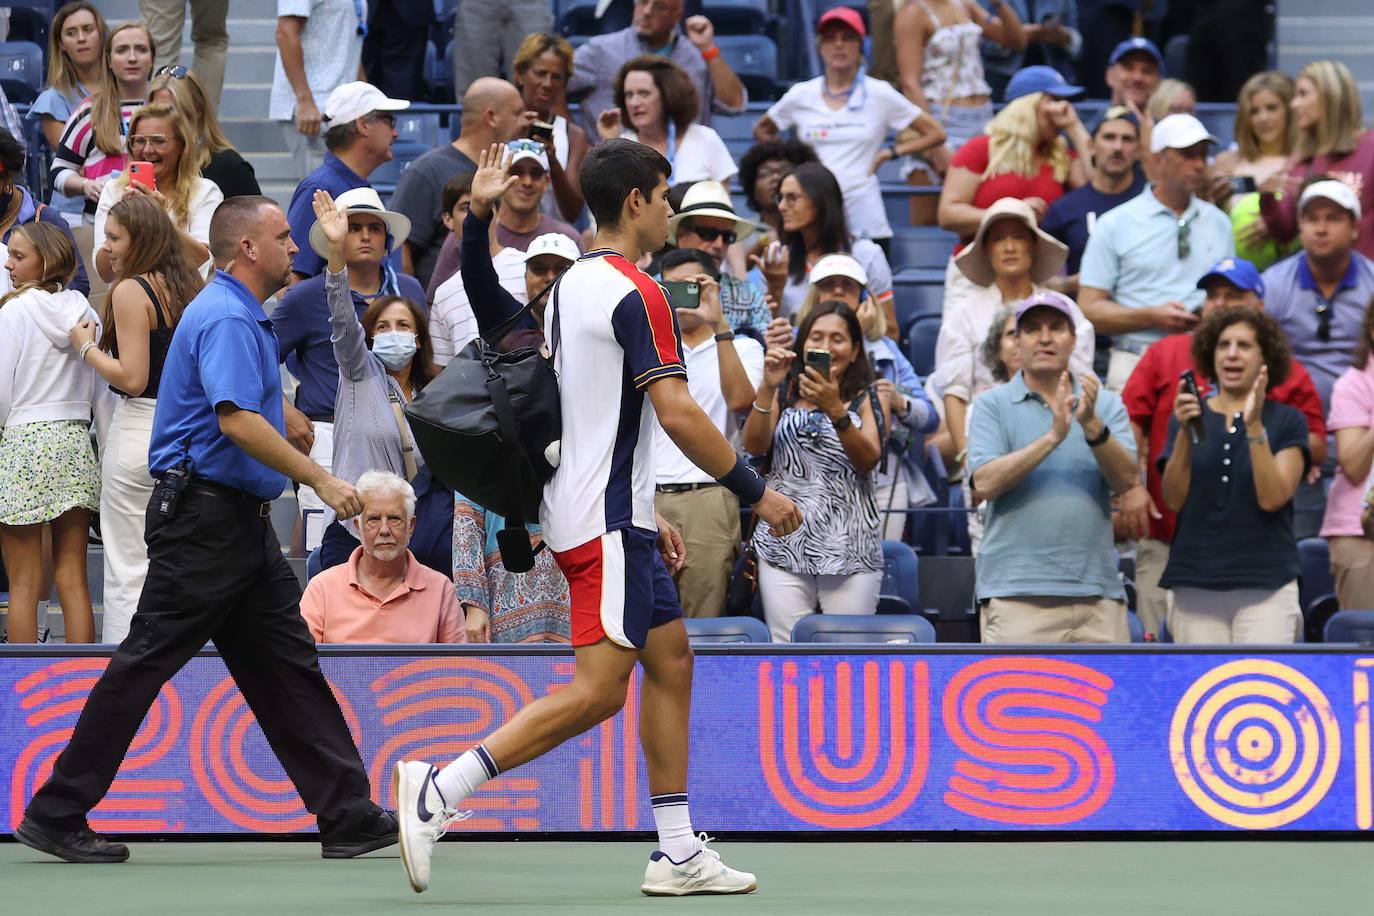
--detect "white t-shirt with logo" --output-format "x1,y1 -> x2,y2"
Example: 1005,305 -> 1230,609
765,75 -> 924,240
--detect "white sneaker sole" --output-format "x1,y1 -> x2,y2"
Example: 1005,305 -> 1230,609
640,879 -> 758,896
393,761 -> 428,894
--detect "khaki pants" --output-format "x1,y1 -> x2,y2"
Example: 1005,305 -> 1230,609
1168,581 -> 1301,644
1330,536 -> 1374,611
980,595 -> 1130,644
139,0 -> 230,106
1106,348 -> 1142,392
653,485 -> 740,618
1134,537 -> 1171,640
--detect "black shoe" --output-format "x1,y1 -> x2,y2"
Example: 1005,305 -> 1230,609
321,809 -> 399,859
13,818 -> 129,863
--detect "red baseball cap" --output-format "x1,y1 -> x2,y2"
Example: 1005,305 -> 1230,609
817,7 -> 865,39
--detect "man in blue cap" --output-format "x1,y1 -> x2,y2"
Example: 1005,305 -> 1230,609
1120,256 -> 1327,639
1105,36 -> 1162,110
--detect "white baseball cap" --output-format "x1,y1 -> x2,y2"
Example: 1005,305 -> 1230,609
323,81 -> 409,126
1150,113 -> 1219,153
809,253 -> 869,288
522,233 -> 579,265
1299,179 -> 1362,221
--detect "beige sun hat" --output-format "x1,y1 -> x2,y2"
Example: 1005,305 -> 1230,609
954,197 -> 1068,287
667,181 -> 762,245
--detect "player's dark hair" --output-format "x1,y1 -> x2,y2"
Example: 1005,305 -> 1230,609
580,138 -> 671,229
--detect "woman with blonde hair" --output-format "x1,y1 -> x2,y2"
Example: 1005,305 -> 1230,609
937,65 -> 1091,316
67,195 -> 202,643
91,102 -> 221,283
1146,78 -> 1197,123
50,21 -> 154,222
1259,59 -> 1374,259
1211,71 -> 1299,269
147,66 -> 260,199
0,223 -> 101,643
33,2 -> 107,217
511,32 -> 586,222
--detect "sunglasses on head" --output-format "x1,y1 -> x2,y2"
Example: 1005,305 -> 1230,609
686,225 -> 736,244
154,64 -> 188,79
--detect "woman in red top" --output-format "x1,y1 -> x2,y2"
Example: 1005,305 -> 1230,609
937,65 -> 1093,317
1258,59 -> 1374,261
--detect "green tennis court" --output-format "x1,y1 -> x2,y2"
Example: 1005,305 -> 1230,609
2,840 -> 1364,915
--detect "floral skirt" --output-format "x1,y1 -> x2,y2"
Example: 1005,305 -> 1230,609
0,420 -> 101,525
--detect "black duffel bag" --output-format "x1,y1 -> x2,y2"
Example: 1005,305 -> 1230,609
404,279 -> 562,572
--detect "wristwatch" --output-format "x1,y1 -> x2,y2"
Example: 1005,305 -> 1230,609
1085,424 -> 1111,448
832,413 -> 854,433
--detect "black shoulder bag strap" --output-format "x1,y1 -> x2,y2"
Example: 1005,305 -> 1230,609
483,274 -> 559,347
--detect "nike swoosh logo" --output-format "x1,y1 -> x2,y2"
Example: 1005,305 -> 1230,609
416,770 -> 436,823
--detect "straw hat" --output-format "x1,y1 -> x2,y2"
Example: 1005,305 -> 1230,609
954,198 -> 1067,287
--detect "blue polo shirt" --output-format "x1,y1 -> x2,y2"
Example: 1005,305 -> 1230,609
1079,186 -> 1234,352
968,372 -> 1134,601
286,154 -> 404,278
149,270 -> 288,501
1262,251 -> 1374,412
271,270 -> 427,418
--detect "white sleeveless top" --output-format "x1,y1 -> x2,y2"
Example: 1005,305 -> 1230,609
915,0 -> 991,104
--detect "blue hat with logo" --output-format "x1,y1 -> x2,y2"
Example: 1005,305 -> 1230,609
1197,257 -> 1265,297
1109,37 -> 1164,69
1004,65 -> 1085,103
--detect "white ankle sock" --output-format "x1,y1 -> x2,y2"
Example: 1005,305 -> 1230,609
432,744 -> 499,806
651,793 -> 696,862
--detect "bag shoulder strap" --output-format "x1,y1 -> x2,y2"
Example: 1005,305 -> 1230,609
486,273 -> 561,347
387,385 -> 418,481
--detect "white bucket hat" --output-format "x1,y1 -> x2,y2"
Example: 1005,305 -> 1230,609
667,181 -> 762,245
954,197 -> 1068,287
309,186 -> 412,258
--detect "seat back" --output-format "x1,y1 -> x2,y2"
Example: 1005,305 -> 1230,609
715,35 -> 779,101
790,614 -> 936,644
1324,609 -> 1374,644
1297,537 -> 1333,616
907,315 -> 940,377
684,615 -> 772,644
0,41 -> 43,102
889,228 -> 957,271
880,539 -> 920,610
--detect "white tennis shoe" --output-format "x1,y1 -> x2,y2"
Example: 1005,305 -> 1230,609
394,760 -> 466,894
640,834 -> 758,896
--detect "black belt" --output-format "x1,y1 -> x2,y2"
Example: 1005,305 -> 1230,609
187,480 -> 273,517
655,482 -> 722,494
306,413 -> 335,424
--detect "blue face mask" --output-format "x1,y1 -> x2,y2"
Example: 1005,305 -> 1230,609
371,331 -> 417,369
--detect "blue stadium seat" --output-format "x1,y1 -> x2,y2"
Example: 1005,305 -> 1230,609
791,613 -> 936,644
371,152 -> 423,201
684,615 -> 772,643
396,112 -> 442,148
1323,609 -> 1374,644
892,268 -> 945,328
1297,537 -> 1333,616
306,547 -> 323,583
888,227 -> 957,271
3,3 -> 52,54
715,35 -> 780,101
703,0 -> 772,35
880,539 -> 921,613
876,595 -> 914,615
0,41 -> 43,103
1195,103 -> 1238,149
559,0 -> 634,36
712,111 -> 757,142
1127,610 -> 1145,643
1306,592 -> 1339,644
1164,35 -> 1188,83
906,315 -> 939,377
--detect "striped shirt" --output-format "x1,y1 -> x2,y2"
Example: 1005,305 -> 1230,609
50,98 -> 141,218
540,249 -> 687,551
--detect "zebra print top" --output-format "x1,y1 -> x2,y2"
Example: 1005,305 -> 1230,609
754,405 -> 883,576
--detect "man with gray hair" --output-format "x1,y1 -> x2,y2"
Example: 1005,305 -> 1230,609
300,470 -> 473,644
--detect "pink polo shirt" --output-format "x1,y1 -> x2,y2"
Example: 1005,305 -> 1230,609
300,547 -> 467,644
1323,362 -> 1374,538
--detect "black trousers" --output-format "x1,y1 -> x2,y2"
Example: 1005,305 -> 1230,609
362,2 -> 433,102
25,484 -> 379,835
1185,0 -> 1274,103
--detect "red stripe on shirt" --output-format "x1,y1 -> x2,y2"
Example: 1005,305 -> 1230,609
605,254 -> 681,368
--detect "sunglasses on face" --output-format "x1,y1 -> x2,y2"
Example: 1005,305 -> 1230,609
369,113 -> 397,128
154,64 -> 188,79
686,225 -> 736,245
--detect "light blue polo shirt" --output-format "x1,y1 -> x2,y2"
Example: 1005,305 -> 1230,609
149,271 -> 289,501
1079,185 -> 1234,352
967,372 -> 1134,601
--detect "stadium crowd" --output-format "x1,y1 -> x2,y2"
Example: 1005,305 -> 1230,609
3,0 -> 1374,648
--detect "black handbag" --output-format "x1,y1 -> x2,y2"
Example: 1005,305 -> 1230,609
404,279 -> 562,572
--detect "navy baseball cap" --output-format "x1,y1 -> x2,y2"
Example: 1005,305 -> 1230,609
1005,65 -> 1085,103
1197,257 -> 1265,297
1109,37 -> 1164,69
1090,104 -> 1141,136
